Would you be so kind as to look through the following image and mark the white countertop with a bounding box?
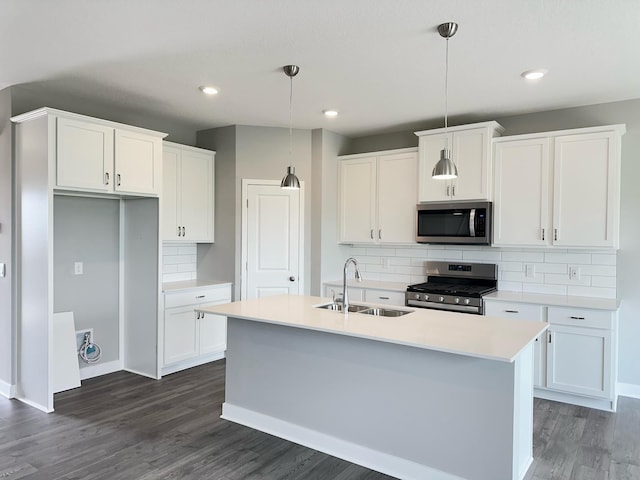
[198,294,547,363]
[162,279,232,292]
[484,291,620,311]
[323,279,408,292]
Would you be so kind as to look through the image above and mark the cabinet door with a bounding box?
[553,131,620,248]
[417,133,450,202]
[450,128,491,201]
[377,152,418,243]
[484,301,546,388]
[162,146,181,240]
[493,138,551,246]
[114,130,161,195]
[338,157,377,243]
[180,149,214,242]
[546,324,612,398]
[56,117,114,192]
[164,307,198,365]
[199,312,227,355]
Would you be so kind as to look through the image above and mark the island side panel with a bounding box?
[223,317,532,480]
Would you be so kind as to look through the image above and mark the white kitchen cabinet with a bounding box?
[162,283,232,375]
[493,125,625,248]
[55,112,163,196]
[415,122,504,202]
[364,288,406,306]
[484,300,546,387]
[163,142,215,242]
[546,306,616,401]
[338,148,418,244]
[324,284,365,303]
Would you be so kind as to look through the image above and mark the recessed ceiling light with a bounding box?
[323,109,338,117]
[521,69,547,80]
[199,86,219,95]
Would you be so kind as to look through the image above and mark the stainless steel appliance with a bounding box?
[416,201,492,245]
[406,261,497,315]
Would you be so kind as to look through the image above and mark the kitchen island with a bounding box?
[197,295,547,480]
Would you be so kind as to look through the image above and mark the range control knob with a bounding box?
[439,296,445,302]
[464,298,471,305]
[415,294,423,301]
[424,294,429,301]
[454,298,460,304]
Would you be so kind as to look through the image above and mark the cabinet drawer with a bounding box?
[165,285,231,309]
[547,306,613,329]
[484,301,544,322]
[364,289,406,306]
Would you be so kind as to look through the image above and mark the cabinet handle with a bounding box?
[554,228,558,241]
[182,226,186,236]
[504,309,519,314]
[379,296,390,300]
[196,295,205,299]
[117,174,121,186]
[378,229,382,240]
[105,172,110,185]
[370,229,374,239]
[452,185,455,196]
[446,185,450,196]
[548,332,552,343]
[570,316,585,320]
[541,228,545,241]
[177,226,182,237]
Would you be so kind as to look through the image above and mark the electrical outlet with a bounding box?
[569,266,580,281]
[74,262,83,275]
[525,264,535,278]
[382,258,390,270]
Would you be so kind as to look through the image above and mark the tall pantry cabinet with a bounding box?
[12,108,166,412]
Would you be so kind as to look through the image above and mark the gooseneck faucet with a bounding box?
[342,257,363,312]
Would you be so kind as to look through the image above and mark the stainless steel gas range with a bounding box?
[405,261,498,315]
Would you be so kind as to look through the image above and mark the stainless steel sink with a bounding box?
[359,307,411,317]
[315,303,370,313]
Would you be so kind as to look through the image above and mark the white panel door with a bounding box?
[338,158,377,243]
[114,129,161,195]
[56,117,113,191]
[245,184,301,299]
[163,307,198,365]
[493,138,550,246]
[553,132,618,247]
[180,149,214,241]
[199,312,227,354]
[417,133,450,202]
[451,128,490,200]
[162,146,180,240]
[377,152,418,243]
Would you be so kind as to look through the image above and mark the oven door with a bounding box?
[416,201,491,245]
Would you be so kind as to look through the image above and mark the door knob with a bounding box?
[289,276,296,282]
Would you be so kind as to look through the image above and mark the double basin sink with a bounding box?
[316,302,411,317]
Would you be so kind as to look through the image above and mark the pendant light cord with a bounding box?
[444,36,449,133]
[289,74,293,166]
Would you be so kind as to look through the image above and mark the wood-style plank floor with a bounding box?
[0,360,638,480]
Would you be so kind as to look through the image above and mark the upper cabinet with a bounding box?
[415,122,504,202]
[55,111,164,196]
[163,142,215,243]
[338,148,418,244]
[493,125,625,249]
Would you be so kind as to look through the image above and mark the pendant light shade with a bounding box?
[432,22,459,180]
[281,64,301,190]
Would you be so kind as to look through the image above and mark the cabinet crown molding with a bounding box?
[493,124,626,143]
[414,121,505,137]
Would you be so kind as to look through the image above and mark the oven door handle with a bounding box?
[469,209,476,237]
[406,299,480,314]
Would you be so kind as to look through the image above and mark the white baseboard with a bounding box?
[221,403,464,480]
[534,388,616,412]
[617,382,640,399]
[15,395,53,413]
[161,351,225,377]
[0,379,16,399]
[79,360,122,380]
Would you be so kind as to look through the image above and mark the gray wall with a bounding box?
[196,126,237,297]
[0,88,13,389]
[347,99,640,388]
[54,197,120,367]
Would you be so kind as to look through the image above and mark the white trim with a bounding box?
[493,124,626,143]
[0,380,16,399]
[123,367,158,380]
[534,387,617,412]
[617,382,640,399]
[337,146,418,160]
[79,360,122,380]
[15,395,53,413]
[240,179,305,300]
[221,403,464,480]
[161,351,225,376]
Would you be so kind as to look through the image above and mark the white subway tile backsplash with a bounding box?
[163,271,195,283]
[178,263,197,273]
[162,242,198,283]
[178,245,197,255]
[341,244,617,300]
[163,264,178,274]
[163,246,179,255]
[163,255,183,265]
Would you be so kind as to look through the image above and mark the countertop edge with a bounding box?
[484,291,620,311]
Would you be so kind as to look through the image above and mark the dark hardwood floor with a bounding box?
[0,360,638,480]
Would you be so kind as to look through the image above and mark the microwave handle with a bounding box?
[469,209,476,237]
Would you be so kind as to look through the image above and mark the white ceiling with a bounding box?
[2,0,639,137]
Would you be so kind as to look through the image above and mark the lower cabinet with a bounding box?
[162,283,232,375]
[485,299,618,411]
[323,283,407,307]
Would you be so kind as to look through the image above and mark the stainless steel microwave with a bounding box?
[416,201,492,245]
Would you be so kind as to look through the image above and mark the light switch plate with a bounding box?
[525,264,535,278]
[74,262,83,275]
[569,266,580,280]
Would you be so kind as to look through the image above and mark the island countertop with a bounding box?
[197,294,547,363]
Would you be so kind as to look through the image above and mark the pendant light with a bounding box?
[281,65,301,189]
[432,22,459,180]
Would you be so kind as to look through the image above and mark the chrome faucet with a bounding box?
[342,257,362,312]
